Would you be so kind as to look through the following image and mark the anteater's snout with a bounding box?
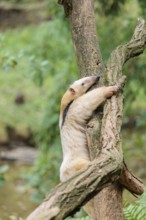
[96,76,100,81]
[91,75,100,81]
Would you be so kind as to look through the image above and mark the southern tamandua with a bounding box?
[59,75,120,219]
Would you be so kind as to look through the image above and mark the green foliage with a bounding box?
[97,0,126,16]
[0,165,9,185]
[124,190,146,220]
[0,18,77,197]
[124,204,146,220]
[25,20,77,198]
[0,18,76,130]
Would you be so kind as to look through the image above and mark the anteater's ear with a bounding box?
[69,87,75,94]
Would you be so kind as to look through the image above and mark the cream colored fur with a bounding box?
[59,76,119,219]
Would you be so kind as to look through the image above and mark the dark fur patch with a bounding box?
[61,100,74,128]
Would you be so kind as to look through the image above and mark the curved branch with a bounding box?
[27,152,122,220]
[107,18,146,84]
[101,18,146,196]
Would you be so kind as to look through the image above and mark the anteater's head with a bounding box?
[61,75,100,111]
[69,75,100,98]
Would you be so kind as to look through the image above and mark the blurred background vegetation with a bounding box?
[0,0,146,219]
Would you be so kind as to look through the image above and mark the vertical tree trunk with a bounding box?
[68,0,124,219]
[93,183,123,220]
[69,0,105,79]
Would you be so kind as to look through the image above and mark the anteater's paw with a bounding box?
[105,86,119,98]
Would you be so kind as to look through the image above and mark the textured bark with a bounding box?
[69,0,105,79]
[119,162,144,195]
[94,183,123,220]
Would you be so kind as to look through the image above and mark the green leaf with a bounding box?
[124,189,146,219]
[0,175,6,185]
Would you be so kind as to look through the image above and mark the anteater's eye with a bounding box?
[81,83,85,86]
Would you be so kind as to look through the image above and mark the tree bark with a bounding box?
[69,0,105,78]
[26,3,146,220]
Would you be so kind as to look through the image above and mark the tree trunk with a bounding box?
[69,0,105,78]
[94,183,123,220]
